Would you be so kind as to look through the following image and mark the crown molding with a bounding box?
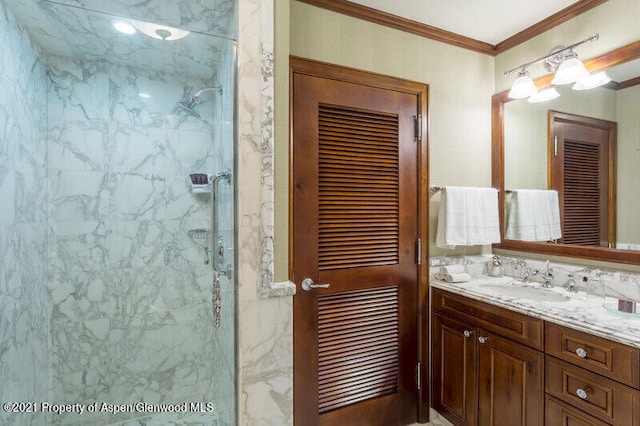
[295,0,608,56]
[295,0,495,55]
[616,75,640,89]
[494,0,608,54]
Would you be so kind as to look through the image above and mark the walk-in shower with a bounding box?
[0,0,237,425]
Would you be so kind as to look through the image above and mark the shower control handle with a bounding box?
[301,278,330,291]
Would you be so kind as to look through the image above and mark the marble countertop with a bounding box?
[431,276,640,349]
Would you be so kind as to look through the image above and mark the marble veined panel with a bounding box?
[41,0,237,38]
[4,0,230,80]
[48,265,220,425]
[45,48,234,424]
[1,0,238,424]
[0,1,50,425]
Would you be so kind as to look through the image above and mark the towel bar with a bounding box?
[429,186,504,195]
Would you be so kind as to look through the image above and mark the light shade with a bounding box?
[527,87,560,103]
[551,56,589,85]
[572,71,612,90]
[508,70,538,99]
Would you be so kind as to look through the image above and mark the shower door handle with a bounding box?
[211,171,232,278]
[301,278,330,291]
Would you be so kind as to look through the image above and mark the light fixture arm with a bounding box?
[503,34,599,76]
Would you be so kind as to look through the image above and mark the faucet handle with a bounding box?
[533,269,554,288]
[564,274,578,293]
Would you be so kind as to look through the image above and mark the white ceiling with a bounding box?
[348,0,579,45]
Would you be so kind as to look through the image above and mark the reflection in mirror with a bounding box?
[493,41,640,265]
[505,98,619,247]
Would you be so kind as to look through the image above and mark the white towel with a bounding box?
[444,273,472,283]
[439,265,467,275]
[505,189,562,242]
[436,186,501,249]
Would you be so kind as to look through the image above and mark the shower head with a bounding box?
[176,86,222,119]
[177,96,201,118]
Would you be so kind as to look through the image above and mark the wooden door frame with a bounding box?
[289,56,430,423]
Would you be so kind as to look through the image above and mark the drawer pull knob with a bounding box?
[478,336,488,344]
[576,388,588,399]
[576,348,588,358]
[463,330,472,338]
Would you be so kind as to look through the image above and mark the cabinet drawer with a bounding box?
[546,357,640,426]
[546,395,610,426]
[546,322,640,388]
[432,288,543,349]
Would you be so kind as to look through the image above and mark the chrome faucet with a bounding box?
[564,274,578,293]
[533,261,554,288]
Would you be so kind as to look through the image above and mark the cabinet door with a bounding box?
[432,313,477,426]
[546,395,610,426]
[478,331,544,426]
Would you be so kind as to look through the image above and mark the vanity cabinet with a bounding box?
[431,288,544,426]
[544,323,640,426]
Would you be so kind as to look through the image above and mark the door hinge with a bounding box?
[414,114,422,142]
[554,135,558,156]
[416,361,422,390]
[416,238,422,265]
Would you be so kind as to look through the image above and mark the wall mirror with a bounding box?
[492,40,640,265]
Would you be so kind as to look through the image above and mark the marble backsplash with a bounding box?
[430,254,640,303]
[0,2,50,425]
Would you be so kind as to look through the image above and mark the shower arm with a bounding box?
[192,86,222,102]
[211,171,232,278]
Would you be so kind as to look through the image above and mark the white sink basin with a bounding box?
[478,283,571,303]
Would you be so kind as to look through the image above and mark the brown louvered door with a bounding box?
[549,111,616,247]
[292,66,420,426]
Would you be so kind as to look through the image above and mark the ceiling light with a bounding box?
[527,87,560,103]
[113,21,136,35]
[508,69,538,99]
[572,71,612,90]
[131,20,190,41]
[551,52,589,85]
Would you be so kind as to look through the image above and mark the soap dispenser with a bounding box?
[487,255,504,278]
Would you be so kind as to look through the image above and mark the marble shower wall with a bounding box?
[0,2,50,425]
[45,54,234,425]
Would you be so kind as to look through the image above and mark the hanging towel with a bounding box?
[435,186,501,249]
[505,189,562,242]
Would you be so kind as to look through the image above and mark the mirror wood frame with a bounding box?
[492,40,640,265]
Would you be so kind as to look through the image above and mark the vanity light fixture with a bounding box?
[505,34,602,100]
[572,70,612,90]
[550,50,590,85]
[508,69,538,99]
[527,87,560,103]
